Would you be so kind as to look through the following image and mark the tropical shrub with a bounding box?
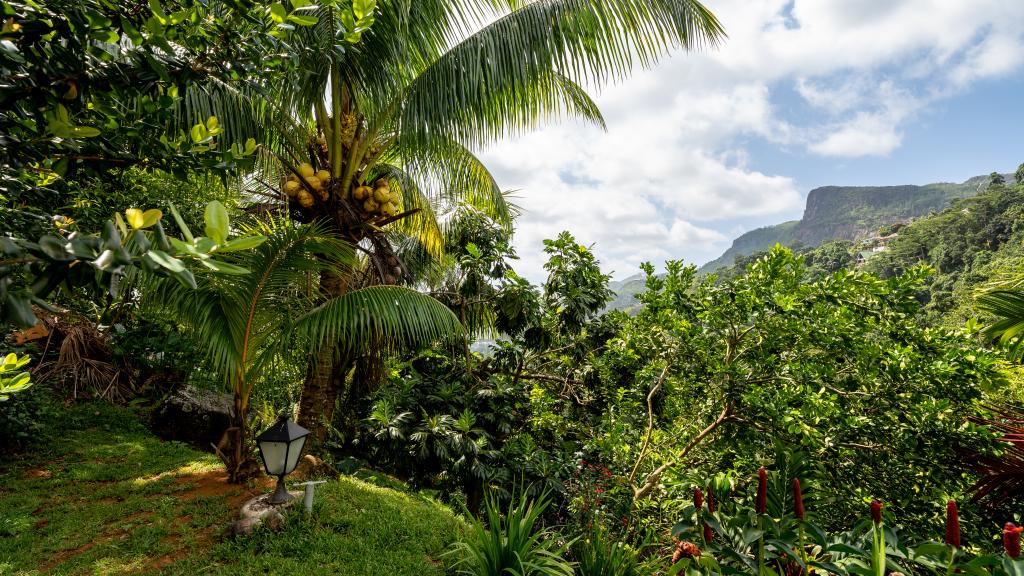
[0,353,31,401]
[670,468,1024,576]
[0,355,55,451]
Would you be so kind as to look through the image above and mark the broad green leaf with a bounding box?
[5,294,37,328]
[169,237,199,256]
[287,14,318,26]
[353,0,375,20]
[190,122,209,143]
[47,119,71,138]
[200,259,251,275]
[195,237,216,253]
[204,201,229,244]
[70,126,100,138]
[171,268,197,289]
[218,236,267,252]
[38,236,69,260]
[145,249,186,273]
[93,249,116,270]
[268,3,286,23]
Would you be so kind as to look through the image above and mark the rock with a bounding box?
[294,454,337,480]
[151,385,235,450]
[224,516,262,538]
[224,492,300,539]
[239,492,300,520]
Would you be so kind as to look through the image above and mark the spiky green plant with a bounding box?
[448,490,575,576]
[575,523,640,576]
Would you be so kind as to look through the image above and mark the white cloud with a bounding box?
[477,0,1024,280]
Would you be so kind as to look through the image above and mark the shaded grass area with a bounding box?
[0,403,465,575]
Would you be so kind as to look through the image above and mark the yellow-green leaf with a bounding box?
[141,209,162,228]
[125,208,145,229]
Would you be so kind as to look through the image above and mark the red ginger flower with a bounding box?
[756,467,767,515]
[693,487,703,509]
[1005,522,1023,559]
[704,485,716,542]
[945,500,960,549]
[870,499,883,525]
[792,478,804,520]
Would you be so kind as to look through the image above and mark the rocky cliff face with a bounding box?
[699,177,988,273]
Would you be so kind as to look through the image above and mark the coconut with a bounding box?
[373,187,392,203]
[363,198,379,213]
[353,186,372,200]
[381,202,398,217]
[297,191,314,208]
[298,163,315,178]
[284,180,301,196]
[304,176,322,190]
[316,169,330,183]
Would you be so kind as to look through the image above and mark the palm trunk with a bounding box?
[297,269,349,443]
[217,394,257,483]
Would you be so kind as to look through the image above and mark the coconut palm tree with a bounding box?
[143,217,462,481]
[181,0,725,442]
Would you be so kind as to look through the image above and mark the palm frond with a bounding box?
[140,218,356,399]
[399,137,511,225]
[370,162,446,258]
[978,289,1024,359]
[295,285,464,354]
[397,0,723,150]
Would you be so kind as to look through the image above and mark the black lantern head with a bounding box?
[256,416,311,478]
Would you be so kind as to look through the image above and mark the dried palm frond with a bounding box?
[36,320,130,403]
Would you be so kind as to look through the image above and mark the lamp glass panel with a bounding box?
[260,440,288,475]
[284,436,306,474]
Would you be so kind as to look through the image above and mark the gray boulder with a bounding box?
[151,385,235,450]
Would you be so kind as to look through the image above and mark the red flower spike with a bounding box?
[870,500,883,525]
[707,485,716,513]
[693,487,703,510]
[703,523,714,543]
[945,500,960,549]
[792,478,804,520]
[756,467,768,515]
[1005,522,1023,559]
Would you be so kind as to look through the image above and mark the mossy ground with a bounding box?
[0,403,465,575]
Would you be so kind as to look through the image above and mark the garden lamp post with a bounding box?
[255,416,310,504]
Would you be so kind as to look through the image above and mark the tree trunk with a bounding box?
[216,394,259,483]
[297,269,349,444]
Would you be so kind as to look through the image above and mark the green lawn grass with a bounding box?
[0,403,465,575]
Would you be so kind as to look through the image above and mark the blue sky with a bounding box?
[480,0,1024,281]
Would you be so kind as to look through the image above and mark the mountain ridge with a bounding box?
[697,175,994,273]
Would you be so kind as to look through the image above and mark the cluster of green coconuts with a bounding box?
[283,163,400,219]
[283,163,331,207]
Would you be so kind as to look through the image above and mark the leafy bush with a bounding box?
[448,490,575,576]
[0,382,56,451]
